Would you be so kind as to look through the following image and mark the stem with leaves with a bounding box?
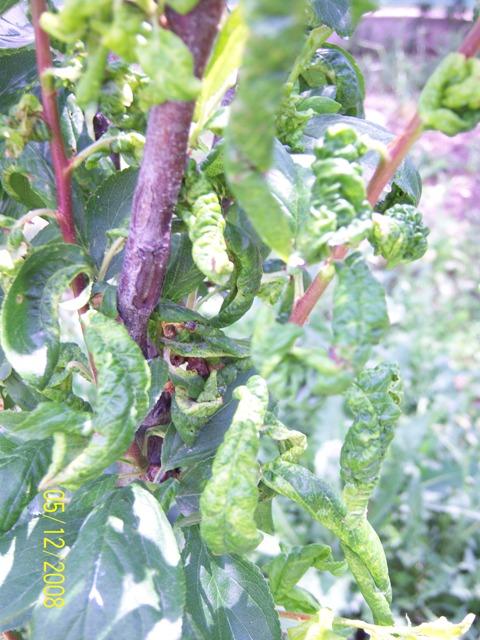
[290,16,480,327]
[117,0,225,353]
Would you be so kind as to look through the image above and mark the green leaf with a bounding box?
[0,435,51,533]
[0,517,45,632]
[224,0,308,259]
[176,458,213,516]
[200,375,268,555]
[166,0,200,13]
[303,115,422,206]
[172,383,223,445]
[161,367,254,471]
[300,44,365,117]
[163,233,204,302]
[136,26,201,107]
[264,543,346,613]
[193,7,247,135]
[211,223,263,328]
[85,168,137,276]
[179,173,234,285]
[183,526,281,640]
[0,142,56,208]
[307,0,350,36]
[41,312,150,490]
[341,364,402,517]
[1,243,93,388]
[370,204,429,268]
[262,460,394,625]
[252,305,303,378]
[0,48,37,113]
[0,402,92,442]
[30,484,185,640]
[332,252,389,367]
[419,53,480,136]
[162,334,250,359]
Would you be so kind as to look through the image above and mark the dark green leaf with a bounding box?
[85,168,137,276]
[212,223,263,328]
[0,517,44,632]
[0,435,51,533]
[1,243,93,388]
[163,233,204,302]
[308,0,350,36]
[183,526,281,640]
[300,44,365,117]
[0,142,56,208]
[30,484,185,640]
[332,252,389,367]
[0,48,36,113]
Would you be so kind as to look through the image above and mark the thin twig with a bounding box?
[30,0,86,300]
[117,0,225,353]
[278,610,312,622]
[289,16,480,327]
[30,0,75,245]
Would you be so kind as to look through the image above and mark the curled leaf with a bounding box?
[262,460,393,624]
[211,224,262,327]
[41,312,150,490]
[370,204,429,268]
[200,374,268,555]
[340,364,403,517]
[179,170,234,285]
[419,52,480,136]
[1,243,93,388]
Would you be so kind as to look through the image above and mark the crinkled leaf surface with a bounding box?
[303,115,422,205]
[200,375,267,555]
[182,526,281,640]
[332,252,389,367]
[0,243,93,388]
[161,368,254,471]
[30,484,185,640]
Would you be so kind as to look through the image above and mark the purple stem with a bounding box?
[117,0,225,353]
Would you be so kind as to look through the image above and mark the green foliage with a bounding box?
[1,243,93,388]
[200,375,268,555]
[332,252,389,366]
[419,53,480,136]
[370,204,429,267]
[0,3,477,639]
[183,527,282,640]
[30,484,185,639]
[340,364,403,516]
